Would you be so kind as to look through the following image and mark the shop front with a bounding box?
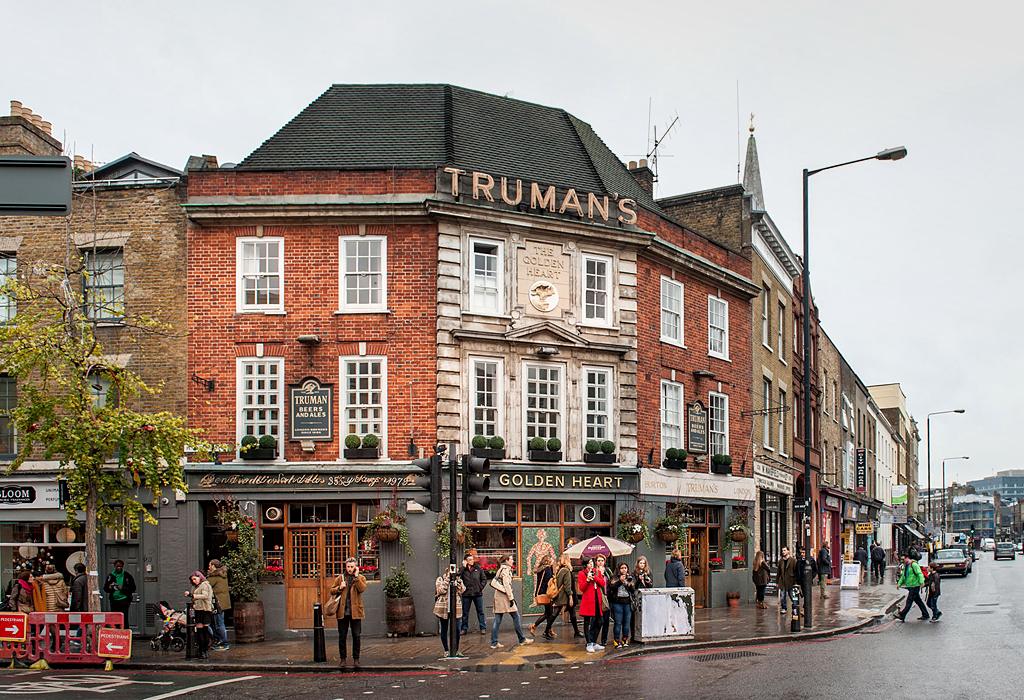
[821,492,842,577]
[753,461,794,565]
[0,475,85,582]
[841,499,859,562]
[638,468,755,608]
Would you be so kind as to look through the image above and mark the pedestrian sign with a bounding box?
[97,627,133,659]
[0,612,27,642]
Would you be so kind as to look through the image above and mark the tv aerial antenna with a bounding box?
[629,99,679,193]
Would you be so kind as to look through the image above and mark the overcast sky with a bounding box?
[5,1,1020,487]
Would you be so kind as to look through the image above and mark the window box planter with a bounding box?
[344,447,380,460]
[584,453,617,465]
[710,455,733,475]
[662,458,687,470]
[471,447,506,460]
[240,448,276,461]
[528,450,562,463]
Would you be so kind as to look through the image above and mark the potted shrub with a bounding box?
[584,439,617,464]
[383,564,416,636]
[711,453,733,475]
[218,504,265,642]
[654,511,686,544]
[662,448,687,470]
[365,505,413,555]
[616,509,649,545]
[344,433,381,460]
[435,513,476,558]
[240,433,276,460]
[528,436,562,462]
[471,434,506,460]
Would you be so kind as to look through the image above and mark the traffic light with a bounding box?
[462,454,491,512]
[412,454,442,512]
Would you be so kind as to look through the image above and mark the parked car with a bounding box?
[994,542,1016,561]
[930,548,971,577]
[981,538,996,552]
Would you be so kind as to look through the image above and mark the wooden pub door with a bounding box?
[285,527,353,628]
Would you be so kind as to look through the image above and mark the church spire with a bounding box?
[742,113,765,210]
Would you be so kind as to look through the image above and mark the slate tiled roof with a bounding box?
[239,84,659,212]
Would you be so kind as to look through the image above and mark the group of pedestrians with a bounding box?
[895,550,942,623]
[4,562,92,614]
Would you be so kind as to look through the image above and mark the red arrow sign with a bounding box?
[0,612,27,643]
[97,627,133,659]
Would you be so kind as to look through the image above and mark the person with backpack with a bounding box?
[925,565,942,622]
[433,568,466,656]
[870,543,887,582]
[207,559,231,650]
[37,564,69,611]
[895,552,930,622]
[489,554,532,650]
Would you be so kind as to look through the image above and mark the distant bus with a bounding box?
[944,532,968,547]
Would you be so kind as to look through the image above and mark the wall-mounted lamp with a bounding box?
[693,369,716,380]
[297,334,322,345]
[191,372,215,392]
[536,346,560,357]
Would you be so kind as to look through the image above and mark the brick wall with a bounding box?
[188,169,436,197]
[657,185,749,256]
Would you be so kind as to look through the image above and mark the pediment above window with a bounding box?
[504,320,589,349]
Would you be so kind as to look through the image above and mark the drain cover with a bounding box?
[692,650,764,662]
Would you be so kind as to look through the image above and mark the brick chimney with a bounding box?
[1,99,62,155]
[627,158,654,195]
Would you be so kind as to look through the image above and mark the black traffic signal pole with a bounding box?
[448,448,459,658]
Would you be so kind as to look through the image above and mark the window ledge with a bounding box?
[335,308,392,316]
[236,310,286,316]
[660,338,687,349]
[762,445,775,452]
[762,343,774,352]
[708,353,731,363]
[579,321,617,331]
[93,321,126,328]
[462,311,513,321]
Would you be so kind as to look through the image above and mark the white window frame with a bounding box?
[338,236,388,313]
[580,253,613,327]
[762,378,772,449]
[0,254,16,323]
[468,237,504,315]
[707,295,729,360]
[660,380,685,458]
[83,247,126,322]
[660,277,684,346]
[236,237,284,313]
[777,301,786,360]
[340,356,388,454]
[522,361,565,450]
[235,357,285,458]
[0,374,16,459]
[582,366,614,443]
[761,286,772,350]
[778,388,787,455]
[470,356,505,439]
[708,391,729,457]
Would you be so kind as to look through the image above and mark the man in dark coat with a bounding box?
[776,546,797,615]
[458,553,488,634]
[69,563,89,612]
[817,543,832,598]
[665,549,686,587]
[870,543,887,582]
[854,545,869,583]
[103,559,136,623]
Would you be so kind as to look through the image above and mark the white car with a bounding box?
[981,538,996,552]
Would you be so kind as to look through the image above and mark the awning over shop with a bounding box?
[900,523,925,540]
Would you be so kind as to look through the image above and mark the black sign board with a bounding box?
[0,156,72,216]
[687,401,708,454]
[856,448,866,493]
[0,485,36,505]
[289,377,333,441]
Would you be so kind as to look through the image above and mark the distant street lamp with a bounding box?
[926,409,966,522]
[942,456,969,534]
[801,145,907,630]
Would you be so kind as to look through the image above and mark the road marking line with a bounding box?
[145,675,261,700]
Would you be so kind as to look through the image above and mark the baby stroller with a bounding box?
[150,600,187,652]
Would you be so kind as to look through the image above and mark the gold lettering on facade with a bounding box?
[616,198,638,225]
[530,182,556,212]
[500,177,523,206]
[559,188,583,216]
[472,171,495,202]
[443,167,466,198]
[587,192,609,222]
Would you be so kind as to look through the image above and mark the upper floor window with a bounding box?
[660,277,683,346]
[237,358,283,451]
[583,367,613,441]
[469,238,503,315]
[0,375,15,459]
[83,248,125,321]
[762,378,772,448]
[761,286,771,349]
[471,358,503,438]
[339,237,387,313]
[778,388,787,454]
[582,254,612,326]
[709,391,729,456]
[341,357,387,445]
[524,363,562,448]
[660,380,684,458]
[237,238,283,313]
[0,254,15,323]
[88,374,119,410]
[777,301,785,358]
[708,296,729,360]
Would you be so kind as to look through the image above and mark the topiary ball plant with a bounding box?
[585,439,601,454]
[258,434,277,450]
[240,435,258,449]
[546,437,562,452]
[529,436,547,451]
[665,447,680,461]
[472,435,488,449]
[600,440,615,454]
[344,434,361,449]
[362,434,380,449]
[488,435,505,450]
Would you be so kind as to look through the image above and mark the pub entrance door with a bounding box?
[284,527,353,628]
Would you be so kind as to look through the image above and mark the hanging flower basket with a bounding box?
[376,526,400,543]
[657,529,680,543]
[730,529,748,543]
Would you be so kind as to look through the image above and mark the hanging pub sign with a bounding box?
[687,401,708,454]
[856,448,866,493]
[289,377,333,441]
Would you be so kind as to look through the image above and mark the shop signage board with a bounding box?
[0,612,28,642]
[879,511,894,525]
[494,471,629,491]
[754,462,794,495]
[892,485,908,524]
[825,495,841,510]
[97,627,133,658]
[687,402,708,454]
[289,377,333,441]
[856,522,874,534]
[843,502,859,521]
[640,469,756,503]
[856,448,866,493]
[0,479,61,510]
[193,471,416,492]
[840,562,861,589]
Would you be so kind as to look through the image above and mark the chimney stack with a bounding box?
[627,157,654,195]
[1,99,62,155]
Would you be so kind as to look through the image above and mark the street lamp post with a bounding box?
[801,145,906,630]
[926,409,966,523]
[942,456,969,535]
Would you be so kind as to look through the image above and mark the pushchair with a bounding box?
[150,600,187,652]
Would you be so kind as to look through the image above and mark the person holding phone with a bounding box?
[489,554,533,649]
[185,571,214,660]
[330,557,368,668]
[608,562,636,648]
[577,558,606,653]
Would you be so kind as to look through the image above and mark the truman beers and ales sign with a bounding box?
[289,377,332,441]
[687,401,708,454]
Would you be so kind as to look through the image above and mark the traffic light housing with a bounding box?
[412,454,442,512]
[462,454,491,512]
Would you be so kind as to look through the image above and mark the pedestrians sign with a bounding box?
[0,612,28,642]
[97,627,133,659]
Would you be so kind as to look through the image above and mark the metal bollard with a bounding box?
[312,603,326,663]
[185,601,195,660]
[789,586,801,633]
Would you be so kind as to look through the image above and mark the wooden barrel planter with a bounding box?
[726,592,741,608]
[376,526,400,543]
[385,596,416,636]
[233,600,265,643]
[657,530,679,544]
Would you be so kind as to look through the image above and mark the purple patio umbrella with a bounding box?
[564,535,634,559]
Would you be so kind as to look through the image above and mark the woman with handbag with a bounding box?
[328,558,367,668]
[527,555,554,638]
[489,554,533,650]
[608,562,636,648]
[434,569,466,656]
[752,550,771,609]
[541,554,576,639]
[185,571,215,660]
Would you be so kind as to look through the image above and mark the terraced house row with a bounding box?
[0,87,921,637]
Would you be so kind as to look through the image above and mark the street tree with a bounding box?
[0,262,213,611]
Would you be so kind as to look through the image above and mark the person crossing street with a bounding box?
[895,552,930,622]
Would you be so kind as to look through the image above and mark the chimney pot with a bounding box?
[10,100,22,117]
[628,160,637,170]
[40,120,52,135]
[638,158,648,169]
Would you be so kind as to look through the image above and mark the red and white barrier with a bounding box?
[0,612,126,668]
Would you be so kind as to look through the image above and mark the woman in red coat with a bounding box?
[577,558,605,653]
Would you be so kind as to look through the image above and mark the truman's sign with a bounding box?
[194,472,416,491]
[289,377,332,441]
[441,167,639,226]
